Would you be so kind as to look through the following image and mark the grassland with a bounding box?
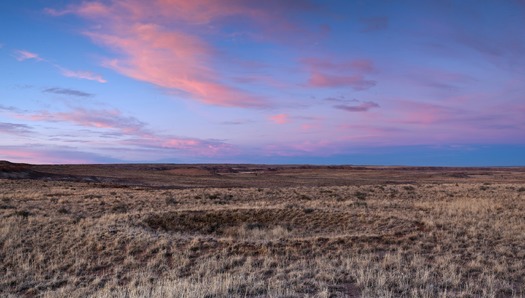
[1,162,525,297]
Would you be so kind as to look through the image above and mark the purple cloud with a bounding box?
[334,101,380,112]
[309,73,376,90]
[0,122,32,135]
[44,87,94,97]
[29,108,145,134]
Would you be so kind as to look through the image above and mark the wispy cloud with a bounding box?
[29,108,145,133]
[90,23,265,106]
[121,135,232,157]
[220,120,252,125]
[309,73,376,90]
[58,67,107,83]
[14,50,43,61]
[43,87,94,97]
[324,97,359,103]
[0,145,123,164]
[0,105,24,113]
[302,58,376,74]
[302,58,377,90]
[406,67,475,91]
[45,0,326,108]
[0,122,32,135]
[45,1,296,107]
[44,2,110,17]
[269,113,289,124]
[15,106,235,157]
[13,49,107,83]
[333,101,380,112]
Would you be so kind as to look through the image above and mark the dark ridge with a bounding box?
[0,160,122,183]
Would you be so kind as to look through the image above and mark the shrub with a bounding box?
[14,210,31,217]
[303,208,315,214]
[207,193,220,200]
[58,207,70,214]
[165,197,177,205]
[355,191,367,200]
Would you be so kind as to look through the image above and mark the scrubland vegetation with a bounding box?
[1,163,525,297]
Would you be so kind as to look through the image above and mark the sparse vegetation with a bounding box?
[403,185,416,191]
[354,191,368,200]
[1,163,525,297]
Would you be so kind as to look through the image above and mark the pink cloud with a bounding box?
[13,50,106,83]
[302,58,377,90]
[15,107,235,157]
[366,99,525,145]
[89,21,265,107]
[308,73,376,90]
[44,2,111,17]
[302,58,376,74]
[0,149,51,164]
[0,147,119,164]
[389,101,457,125]
[14,50,43,61]
[0,148,79,164]
[28,108,143,133]
[58,67,107,83]
[269,113,289,124]
[121,135,233,157]
[45,0,325,108]
[262,139,349,157]
[47,1,288,107]
[300,123,315,131]
[350,59,376,73]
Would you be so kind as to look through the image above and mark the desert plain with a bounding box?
[1,161,525,297]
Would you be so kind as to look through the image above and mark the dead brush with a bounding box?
[1,176,525,297]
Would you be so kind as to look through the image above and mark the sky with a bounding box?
[1,0,524,165]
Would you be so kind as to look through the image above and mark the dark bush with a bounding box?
[355,191,367,200]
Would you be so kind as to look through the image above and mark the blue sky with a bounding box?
[1,0,524,165]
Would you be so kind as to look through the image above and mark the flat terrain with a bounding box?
[1,161,525,297]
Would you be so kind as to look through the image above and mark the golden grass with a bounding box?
[1,176,525,297]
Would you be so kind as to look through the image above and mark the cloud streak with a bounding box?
[309,73,376,90]
[269,113,289,124]
[334,101,380,112]
[0,122,32,135]
[29,108,145,133]
[13,49,107,83]
[0,146,123,164]
[46,1,294,107]
[43,87,94,97]
[303,58,377,90]
[58,68,107,83]
[0,105,24,113]
[14,50,43,61]
[13,106,235,157]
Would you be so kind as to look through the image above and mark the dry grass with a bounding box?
[1,165,525,297]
